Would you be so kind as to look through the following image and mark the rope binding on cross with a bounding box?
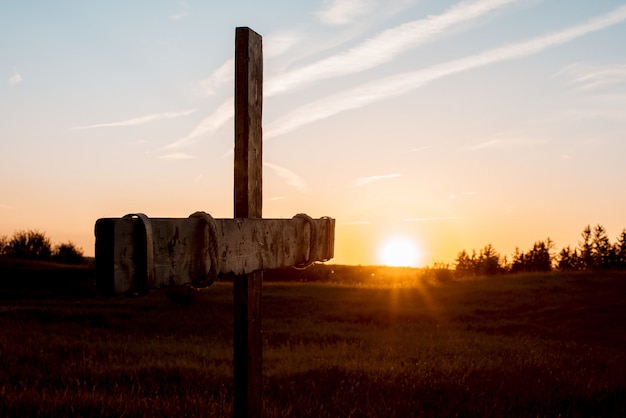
[292,213,317,269]
[189,211,220,285]
[122,213,155,293]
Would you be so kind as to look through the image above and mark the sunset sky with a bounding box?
[2,1,626,267]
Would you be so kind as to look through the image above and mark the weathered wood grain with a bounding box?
[94,26,335,418]
[234,27,264,418]
[95,216,334,295]
[234,26,263,220]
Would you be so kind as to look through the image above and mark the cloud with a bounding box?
[170,0,189,20]
[158,152,197,160]
[72,108,197,130]
[558,62,626,90]
[467,135,548,150]
[196,59,234,97]
[267,0,519,96]
[194,31,299,98]
[342,221,371,225]
[8,70,22,87]
[264,162,308,192]
[353,174,401,187]
[161,99,233,150]
[265,31,301,58]
[315,0,375,25]
[468,139,501,150]
[173,0,517,149]
[266,4,626,139]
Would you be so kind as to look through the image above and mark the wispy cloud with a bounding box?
[8,70,22,87]
[268,0,520,96]
[173,0,516,149]
[264,162,308,192]
[72,108,197,130]
[196,59,234,97]
[467,135,548,150]
[353,174,401,187]
[0,203,14,209]
[342,221,371,225]
[170,0,189,20]
[468,139,501,150]
[558,62,626,90]
[315,0,375,25]
[265,31,301,58]
[194,31,299,98]
[158,152,197,160]
[182,31,301,145]
[266,4,626,139]
[161,99,232,150]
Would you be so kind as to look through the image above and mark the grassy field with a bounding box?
[0,260,625,417]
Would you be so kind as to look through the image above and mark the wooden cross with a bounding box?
[94,27,335,418]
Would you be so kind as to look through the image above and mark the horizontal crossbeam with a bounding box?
[95,215,335,295]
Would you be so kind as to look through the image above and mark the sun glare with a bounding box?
[377,236,421,267]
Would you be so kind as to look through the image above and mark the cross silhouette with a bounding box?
[94,27,335,418]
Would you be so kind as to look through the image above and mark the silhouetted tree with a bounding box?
[526,239,553,272]
[5,230,52,260]
[508,239,553,273]
[52,242,85,264]
[614,229,626,270]
[477,244,502,276]
[510,247,526,273]
[557,245,579,271]
[449,224,626,275]
[579,225,594,270]
[0,235,7,255]
[591,224,612,269]
[454,250,474,277]
[455,245,504,276]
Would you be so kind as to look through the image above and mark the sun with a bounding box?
[377,236,421,267]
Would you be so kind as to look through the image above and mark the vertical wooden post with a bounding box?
[233,27,263,418]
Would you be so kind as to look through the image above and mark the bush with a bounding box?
[422,262,453,282]
[52,242,85,264]
[5,230,52,260]
[0,235,7,255]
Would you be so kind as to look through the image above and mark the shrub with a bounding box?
[423,262,453,282]
[5,230,52,260]
[0,235,7,255]
[52,242,85,264]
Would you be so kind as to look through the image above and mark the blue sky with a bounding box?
[2,1,626,266]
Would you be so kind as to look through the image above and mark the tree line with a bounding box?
[0,229,85,264]
[454,224,626,277]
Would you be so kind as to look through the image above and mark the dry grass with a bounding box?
[0,265,625,417]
